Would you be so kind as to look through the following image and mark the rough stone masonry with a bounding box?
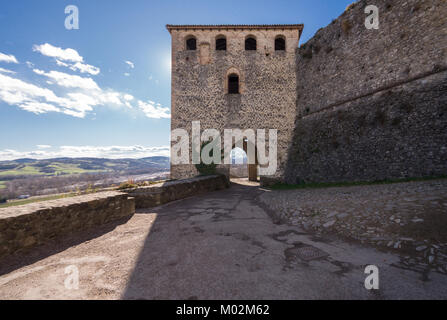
[286,0,447,184]
[167,24,302,184]
[168,0,447,185]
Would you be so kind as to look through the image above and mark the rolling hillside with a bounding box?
[0,157,170,181]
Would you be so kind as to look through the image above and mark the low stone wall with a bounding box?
[0,175,229,259]
[124,175,229,209]
[0,192,135,259]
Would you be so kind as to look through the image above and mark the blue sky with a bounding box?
[0,0,353,160]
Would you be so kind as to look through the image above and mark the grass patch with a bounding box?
[48,162,104,175]
[0,181,5,189]
[0,163,107,178]
[0,165,41,176]
[269,175,447,191]
[0,193,78,209]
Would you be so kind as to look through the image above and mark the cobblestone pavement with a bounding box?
[0,179,446,299]
[259,179,447,278]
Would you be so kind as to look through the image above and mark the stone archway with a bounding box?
[240,138,258,182]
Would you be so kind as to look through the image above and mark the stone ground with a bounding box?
[260,179,447,279]
[0,179,446,299]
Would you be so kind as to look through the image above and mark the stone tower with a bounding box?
[167,24,303,184]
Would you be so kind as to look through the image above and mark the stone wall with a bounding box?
[0,192,135,258]
[230,164,248,178]
[168,25,302,184]
[123,175,229,209]
[0,175,231,258]
[285,0,447,183]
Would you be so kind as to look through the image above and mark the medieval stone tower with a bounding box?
[167,24,303,183]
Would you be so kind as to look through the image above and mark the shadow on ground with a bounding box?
[0,216,132,276]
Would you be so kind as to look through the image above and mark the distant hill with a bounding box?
[0,157,170,180]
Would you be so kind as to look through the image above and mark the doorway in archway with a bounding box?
[229,146,259,182]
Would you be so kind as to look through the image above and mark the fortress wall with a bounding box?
[285,0,447,184]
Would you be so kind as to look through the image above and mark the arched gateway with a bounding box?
[167,24,303,185]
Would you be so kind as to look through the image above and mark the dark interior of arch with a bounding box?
[186,37,196,50]
[228,74,239,94]
[275,37,286,50]
[216,37,226,50]
[245,37,256,50]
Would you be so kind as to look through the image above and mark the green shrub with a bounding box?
[117,182,137,190]
[195,141,220,176]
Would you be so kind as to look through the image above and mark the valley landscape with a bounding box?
[0,157,170,203]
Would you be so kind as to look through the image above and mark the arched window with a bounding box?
[186,36,197,50]
[275,36,286,51]
[228,74,239,94]
[245,37,256,51]
[216,36,226,51]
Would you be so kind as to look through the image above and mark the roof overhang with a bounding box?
[166,24,304,38]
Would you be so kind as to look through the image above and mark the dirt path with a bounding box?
[0,180,446,299]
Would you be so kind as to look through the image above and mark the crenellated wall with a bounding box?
[285,0,447,184]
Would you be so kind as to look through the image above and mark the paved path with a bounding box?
[0,180,446,299]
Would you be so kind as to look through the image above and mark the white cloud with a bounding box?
[0,46,168,119]
[0,70,150,118]
[33,69,101,90]
[26,61,34,68]
[123,94,134,101]
[0,72,90,117]
[124,72,130,77]
[0,67,16,74]
[0,145,170,161]
[138,100,170,119]
[0,73,61,109]
[125,60,134,69]
[34,43,100,75]
[70,61,100,75]
[19,102,60,114]
[55,59,69,67]
[36,145,51,149]
[33,43,83,62]
[0,52,19,64]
